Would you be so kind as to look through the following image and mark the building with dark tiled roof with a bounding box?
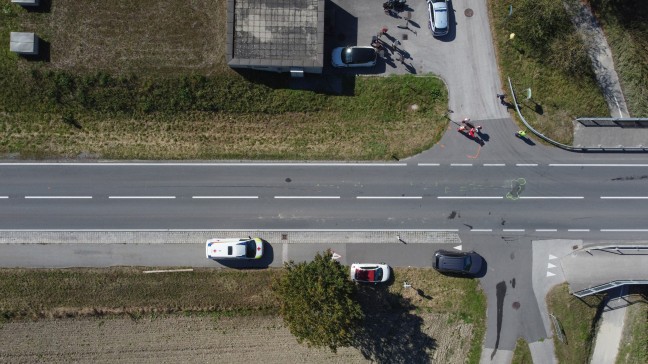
[227,0,324,75]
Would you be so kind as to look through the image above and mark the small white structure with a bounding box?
[11,0,40,6]
[10,32,39,55]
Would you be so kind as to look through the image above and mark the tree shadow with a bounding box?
[352,285,437,363]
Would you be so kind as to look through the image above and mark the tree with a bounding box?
[273,250,364,351]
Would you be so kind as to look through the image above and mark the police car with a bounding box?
[206,238,263,260]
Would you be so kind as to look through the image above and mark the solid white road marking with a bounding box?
[549,164,648,167]
[356,196,422,199]
[108,196,176,199]
[547,262,556,269]
[0,162,407,167]
[0,196,9,199]
[471,229,493,232]
[536,229,558,232]
[453,245,462,251]
[568,229,590,232]
[519,196,584,199]
[601,196,648,199]
[600,229,648,232]
[417,163,440,166]
[516,164,538,167]
[450,163,473,167]
[546,271,556,277]
[502,229,525,232]
[193,196,259,199]
[483,164,506,167]
[24,196,92,199]
[0,228,463,232]
[548,254,557,260]
[438,196,503,199]
[275,196,340,199]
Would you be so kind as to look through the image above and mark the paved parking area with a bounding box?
[326,0,508,120]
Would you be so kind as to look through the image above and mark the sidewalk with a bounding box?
[590,286,628,364]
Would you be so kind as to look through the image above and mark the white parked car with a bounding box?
[350,263,391,283]
[427,0,449,37]
[206,237,263,260]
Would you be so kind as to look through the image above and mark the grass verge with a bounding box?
[511,338,532,364]
[488,0,608,144]
[387,268,486,364]
[615,287,648,364]
[0,267,282,320]
[0,75,448,160]
[587,0,648,117]
[546,283,601,364]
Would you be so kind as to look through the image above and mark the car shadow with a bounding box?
[353,285,437,363]
[211,240,274,269]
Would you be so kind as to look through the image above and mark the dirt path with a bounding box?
[565,0,630,118]
[0,313,474,363]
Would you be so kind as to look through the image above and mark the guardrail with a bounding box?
[587,246,648,255]
[577,118,648,128]
[573,280,648,298]
[507,77,648,152]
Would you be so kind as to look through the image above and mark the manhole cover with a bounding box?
[282,234,288,240]
[512,302,521,310]
[402,34,408,40]
[465,8,474,17]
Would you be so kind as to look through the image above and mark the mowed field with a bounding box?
[0,313,473,364]
[20,0,228,75]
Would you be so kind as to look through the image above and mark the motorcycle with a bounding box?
[383,0,407,12]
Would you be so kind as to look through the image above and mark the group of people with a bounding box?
[457,118,482,138]
[457,93,529,141]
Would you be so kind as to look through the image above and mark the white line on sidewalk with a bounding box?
[24,196,93,199]
[356,196,422,199]
[536,229,558,232]
[516,163,538,166]
[108,196,176,199]
[192,196,259,199]
[438,196,503,199]
[275,196,340,199]
[519,196,584,199]
[600,196,648,199]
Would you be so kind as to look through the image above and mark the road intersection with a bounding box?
[2,0,647,363]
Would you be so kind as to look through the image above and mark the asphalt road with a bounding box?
[2,162,648,233]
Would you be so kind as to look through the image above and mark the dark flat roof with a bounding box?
[227,0,324,70]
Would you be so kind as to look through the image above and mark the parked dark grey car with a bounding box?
[432,250,483,276]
